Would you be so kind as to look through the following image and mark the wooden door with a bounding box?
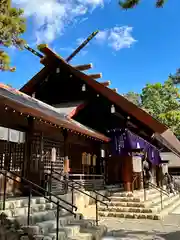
[105,156,123,185]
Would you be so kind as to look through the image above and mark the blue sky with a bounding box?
[1,0,180,94]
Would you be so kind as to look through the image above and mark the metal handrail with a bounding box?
[139,176,169,210]
[7,170,77,211]
[148,181,169,196]
[49,169,111,226]
[52,169,111,202]
[45,172,108,207]
[0,171,76,215]
[140,177,169,196]
[0,170,76,240]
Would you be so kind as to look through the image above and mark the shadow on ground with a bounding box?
[104,229,180,239]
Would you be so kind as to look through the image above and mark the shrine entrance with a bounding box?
[105,156,123,185]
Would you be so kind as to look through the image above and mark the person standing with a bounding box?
[164,173,175,194]
[143,159,152,189]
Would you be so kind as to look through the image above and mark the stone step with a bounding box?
[101,201,146,208]
[98,211,161,220]
[79,225,107,240]
[0,197,49,210]
[30,221,81,236]
[0,195,107,240]
[98,194,180,220]
[30,222,106,240]
[137,190,163,201]
[68,232,92,240]
[19,216,106,239]
[160,195,180,218]
[0,200,73,219]
[110,192,134,198]
[109,189,166,204]
[3,203,56,216]
[145,193,178,209]
[105,184,123,189]
[98,206,155,214]
[31,235,45,240]
[109,196,141,203]
[105,185,124,194]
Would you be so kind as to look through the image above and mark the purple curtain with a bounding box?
[109,129,161,165]
[109,129,131,156]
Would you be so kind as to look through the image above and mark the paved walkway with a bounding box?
[100,214,180,239]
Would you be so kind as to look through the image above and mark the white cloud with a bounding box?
[79,17,88,24]
[59,25,136,58]
[95,30,108,42]
[59,47,75,53]
[12,0,108,44]
[59,44,87,57]
[95,26,136,51]
[76,37,86,45]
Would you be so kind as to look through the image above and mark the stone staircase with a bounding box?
[98,188,180,220]
[51,174,66,195]
[0,196,107,240]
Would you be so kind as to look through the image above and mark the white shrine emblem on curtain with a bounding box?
[137,142,140,149]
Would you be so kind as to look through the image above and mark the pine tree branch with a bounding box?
[0,0,26,71]
[119,0,167,9]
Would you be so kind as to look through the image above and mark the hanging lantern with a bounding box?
[82,84,86,92]
[92,154,97,166]
[82,152,87,165]
[101,149,105,158]
[111,104,115,113]
[87,153,91,165]
[56,68,60,73]
[64,156,70,173]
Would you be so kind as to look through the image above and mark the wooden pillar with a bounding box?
[4,132,11,171]
[39,132,44,185]
[63,130,69,174]
[103,143,109,184]
[24,117,34,179]
[121,156,133,191]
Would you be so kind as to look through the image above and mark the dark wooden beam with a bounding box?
[101,81,111,87]
[88,73,102,79]
[73,63,93,71]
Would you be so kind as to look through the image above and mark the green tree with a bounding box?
[125,79,180,137]
[119,0,166,9]
[0,0,26,71]
[170,69,180,85]
[123,91,141,107]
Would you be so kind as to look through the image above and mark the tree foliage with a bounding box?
[170,69,180,85]
[124,78,180,137]
[123,91,141,107]
[0,0,26,71]
[119,0,167,9]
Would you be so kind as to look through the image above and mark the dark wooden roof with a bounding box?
[0,84,110,142]
[53,102,86,118]
[160,152,180,167]
[20,47,180,157]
